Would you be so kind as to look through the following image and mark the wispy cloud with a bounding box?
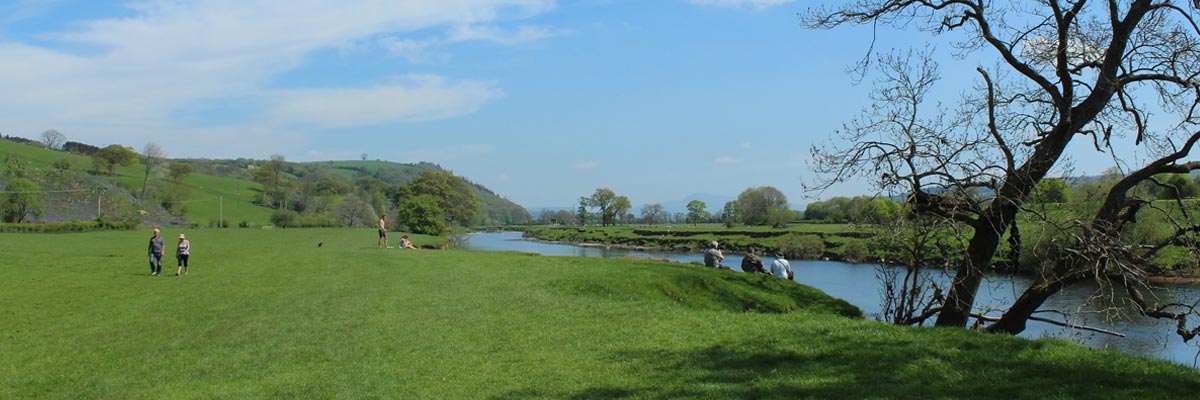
[268,75,502,128]
[714,156,740,165]
[0,0,556,156]
[573,161,598,170]
[742,142,753,149]
[686,0,794,10]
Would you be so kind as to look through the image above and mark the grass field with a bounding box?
[1,229,1198,399]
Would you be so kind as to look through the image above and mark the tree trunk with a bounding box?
[935,222,1002,327]
[985,274,1082,334]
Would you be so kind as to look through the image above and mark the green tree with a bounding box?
[686,200,709,224]
[396,194,448,235]
[167,161,193,182]
[586,187,620,226]
[254,154,289,209]
[395,171,479,227]
[2,178,43,223]
[1151,174,1199,200]
[576,197,590,226]
[860,198,903,224]
[737,186,788,226]
[1029,178,1070,204]
[721,200,742,227]
[612,196,632,225]
[92,144,138,176]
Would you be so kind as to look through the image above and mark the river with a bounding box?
[464,231,1200,367]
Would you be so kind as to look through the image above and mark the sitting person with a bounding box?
[703,241,727,269]
[770,252,792,280]
[741,247,766,274]
[400,235,418,250]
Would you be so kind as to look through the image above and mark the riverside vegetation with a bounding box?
[1,228,1197,399]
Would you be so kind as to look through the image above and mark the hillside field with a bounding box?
[1,228,1198,399]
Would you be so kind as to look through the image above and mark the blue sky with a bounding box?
[0,0,1120,210]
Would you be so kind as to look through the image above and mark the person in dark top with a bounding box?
[148,228,164,276]
[741,247,766,274]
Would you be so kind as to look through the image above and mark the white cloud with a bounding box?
[742,142,752,149]
[687,0,793,9]
[268,75,502,128]
[573,161,597,170]
[0,0,556,155]
[714,156,740,165]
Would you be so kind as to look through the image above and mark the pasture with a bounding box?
[1,228,1197,399]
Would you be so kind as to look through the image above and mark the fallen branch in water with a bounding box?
[971,313,1126,338]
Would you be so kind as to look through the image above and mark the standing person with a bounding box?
[147,228,164,276]
[400,235,418,250]
[176,233,191,276]
[703,241,725,269]
[741,247,765,274]
[378,214,389,249]
[771,252,792,280]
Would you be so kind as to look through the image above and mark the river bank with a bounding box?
[521,225,1200,284]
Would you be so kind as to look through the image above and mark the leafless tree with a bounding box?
[40,130,65,150]
[140,143,165,199]
[804,1,1200,340]
[640,203,666,225]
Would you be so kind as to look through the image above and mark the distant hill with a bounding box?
[0,137,530,227]
[319,160,531,225]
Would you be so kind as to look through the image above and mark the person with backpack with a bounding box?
[741,247,766,274]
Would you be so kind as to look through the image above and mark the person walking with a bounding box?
[378,214,389,249]
[148,228,164,276]
[770,252,792,280]
[176,233,191,276]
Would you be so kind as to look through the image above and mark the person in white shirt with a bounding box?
[770,252,792,280]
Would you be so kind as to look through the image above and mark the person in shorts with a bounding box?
[378,215,389,249]
[176,233,191,276]
[148,228,164,276]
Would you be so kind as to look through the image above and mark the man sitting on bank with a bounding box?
[741,247,766,274]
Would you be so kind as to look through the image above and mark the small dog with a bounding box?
[318,241,324,248]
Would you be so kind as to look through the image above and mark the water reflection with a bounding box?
[465,231,1200,366]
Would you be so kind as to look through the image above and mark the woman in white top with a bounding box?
[176,233,191,276]
[770,252,791,280]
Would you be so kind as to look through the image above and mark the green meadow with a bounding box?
[1,228,1197,399]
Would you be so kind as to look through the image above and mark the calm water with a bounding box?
[465,231,1200,367]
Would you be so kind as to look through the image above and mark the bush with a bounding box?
[270,210,299,228]
[52,159,74,171]
[777,233,826,260]
[841,240,870,263]
[0,220,138,233]
[208,218,231,228]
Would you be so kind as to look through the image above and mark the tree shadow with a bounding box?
[492,330,1200,399]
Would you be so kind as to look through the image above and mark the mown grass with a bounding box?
[1,228,1197,399]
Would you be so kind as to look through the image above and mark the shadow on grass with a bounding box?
[494,330,1200,400]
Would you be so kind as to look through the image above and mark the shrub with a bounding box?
[270,210,299,228]
[841,240,870,263]
[208,218,231,228]
[238,221,251,228]
[778,233,826,260]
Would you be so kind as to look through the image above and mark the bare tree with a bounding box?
[40,130,66,150]
[140,143,165,199]
[640,203,666,225]
[804,1,1200,339]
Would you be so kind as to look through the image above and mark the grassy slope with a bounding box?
[0,140,275,225]
[1,229,1196,399]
